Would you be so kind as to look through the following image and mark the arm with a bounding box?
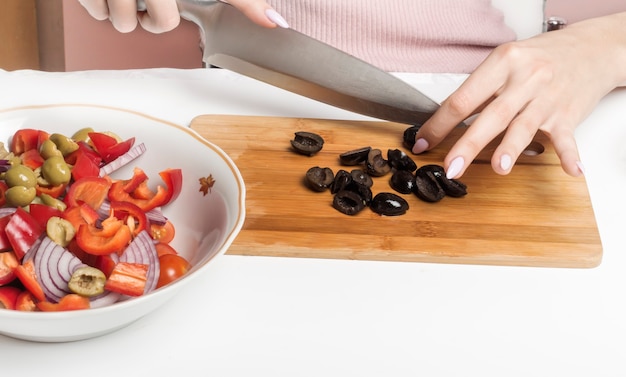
[411,11,626,178]
[78,0,287,33]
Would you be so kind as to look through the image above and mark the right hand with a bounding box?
[78,0,288,34]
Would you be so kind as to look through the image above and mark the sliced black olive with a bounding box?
[339,146,371,166]
[346,180,373,205]
[414,166,446,202]
[370,192,409,216]
[403,125,422,150]
[389,170,415,194]
[291,131,324,156]
[332,190,367,216]
[420,164,468,197]
[305,166,334,192]
[330,169,352,194]
[387,148,417,172]
[350,169,373,188]
[365,148,391,177]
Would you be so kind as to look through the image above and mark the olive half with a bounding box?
[332,190,367,216]
[291,131,324,156]
[305,166,334,192]
[339,146,371,166]
[370,192,409,216]
[365,148,391,177]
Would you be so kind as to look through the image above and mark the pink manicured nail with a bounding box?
[412,138,429,154]
[500,154,512,171]
[265,8,289,28]
[576,161,585,175]
[446,156,465,179]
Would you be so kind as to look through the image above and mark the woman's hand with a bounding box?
[78,0,288,33]
[411,12,626,179]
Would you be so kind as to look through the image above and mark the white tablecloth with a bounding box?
[1,68,625,377]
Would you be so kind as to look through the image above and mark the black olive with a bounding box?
[305,166,334,192]
[403,125,422,150]
[414,166,446,202]
[387,148,417,172]
[332,190,367,216]
[350,169,373,188]
[291,131,324,156]
[339,146,371,166]
[346,180,373,204]
[330,169,352,194]
[370,192,409,216]
[365,148,391,177]
[420,164,467,197]
[389,170,415,194]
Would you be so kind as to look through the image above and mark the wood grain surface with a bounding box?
[190,115,602,268]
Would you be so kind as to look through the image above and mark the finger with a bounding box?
[107,0,139,32]
[543,122,584,177]
[138,0,180,33]
[79,0,110,20]
[225,0,289,28]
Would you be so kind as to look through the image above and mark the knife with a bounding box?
[137,0,440,125]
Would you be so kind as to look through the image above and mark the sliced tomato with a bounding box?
[71,151,101,181]
[64,176,111,209]
[64,141,101,166]
[5,207,45,260]
[76,216,132,255]
[0,286,21,310]
[104,262,148,296]
[150,220,175,244]
[155,242,178,257]
[156,254,191,288]
[0,251,19,285]
[14,259,45,302]
[37,294,90,312]
[15,290,38,311]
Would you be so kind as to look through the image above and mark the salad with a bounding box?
[0,127,190,311]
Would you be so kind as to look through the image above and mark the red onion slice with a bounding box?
[119,230,159,294]
[99,142,146,177]
[33,237,86,303]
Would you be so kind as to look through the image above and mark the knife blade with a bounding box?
[138,0,440,125]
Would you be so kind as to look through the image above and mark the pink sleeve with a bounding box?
[268,0,517,73]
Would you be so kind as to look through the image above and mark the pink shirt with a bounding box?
[268,0,517,73]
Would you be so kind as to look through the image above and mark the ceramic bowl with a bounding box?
[0,104,246,342]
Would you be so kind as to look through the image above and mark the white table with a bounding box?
[1,68,625,377]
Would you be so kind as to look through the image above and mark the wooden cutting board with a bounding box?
[190,115,602,268]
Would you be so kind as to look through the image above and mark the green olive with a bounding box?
[39,139,63,159]
[5,186,36,207]
[4,165,37,188]
[46,216,76,247]
[39,193,67,211]
[71,127,95,143]
[68,266,106,297]
[49,133,79,156]
[41,156,71,186]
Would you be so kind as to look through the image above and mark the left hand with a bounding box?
[411,12,626,179]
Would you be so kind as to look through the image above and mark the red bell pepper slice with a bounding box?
[37,293,90,312]
[0,251,19,285]
[0,215,13,252]
[0,286,21,310]
[0,181,8,207]
[64,176,111,209]
[5,207,44,260]
[71,151,101,181]
[15,290,37,311]
[64,141,101,166]
[35,182,67,199]
[29,203,64,229]
[20,149,45,170]
[62,203,100,234]
[104,262,148,296]
[110,201,148,237]
[157,168,183,207]
[76,216,132,255]
[88,132,135,163]
[10,129,41,155]
[108,168,182,212]
[14,259,46,302]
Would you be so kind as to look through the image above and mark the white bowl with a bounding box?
[0,104,246,342]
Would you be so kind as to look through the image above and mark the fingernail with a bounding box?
[576,161,585,175]
[500,154,512,171]
[446,156,465,179]
[265,8,289,28]
[412,138,429,154]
